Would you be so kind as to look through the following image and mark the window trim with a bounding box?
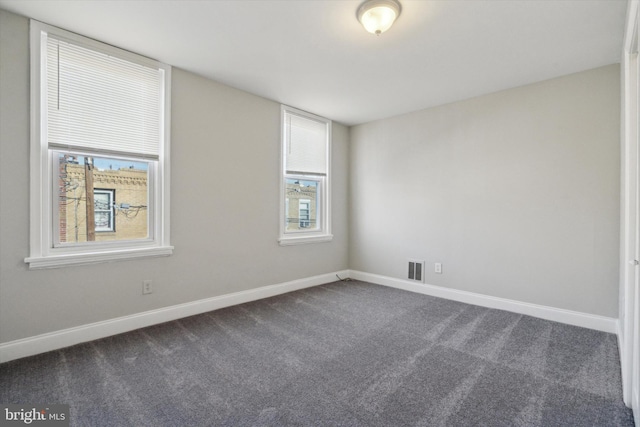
[279,105,332,246]
[25,20,173,269]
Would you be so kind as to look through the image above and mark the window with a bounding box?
[26,21,172,269]
[299,199,311,228]
[93,189,115,232]
[279,106,332,245]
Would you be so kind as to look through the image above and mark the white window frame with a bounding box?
[279,105,332,245]
[25,20,172,269]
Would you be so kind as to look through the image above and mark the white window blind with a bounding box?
[285,112,327,175]
[46,36,163,158]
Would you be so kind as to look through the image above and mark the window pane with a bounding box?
[57,153,149,243]
[94,211,111,231]
[94,193,108,207]
[285,178,319,232]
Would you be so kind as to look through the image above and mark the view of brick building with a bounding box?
[58,156,148,243]
[285,179,318,232]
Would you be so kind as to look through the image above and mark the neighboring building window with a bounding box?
[279,106,332,245]
[26,20,172,269]
[94,189,115,232]
[299,199,311,228]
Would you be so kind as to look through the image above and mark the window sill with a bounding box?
[278,234,333,246]
[24,246,174,270]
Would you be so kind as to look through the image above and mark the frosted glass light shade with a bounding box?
[357,0,401,35]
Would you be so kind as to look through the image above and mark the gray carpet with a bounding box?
[0,280,634,426]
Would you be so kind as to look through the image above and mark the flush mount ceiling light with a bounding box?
[357,0,402,35]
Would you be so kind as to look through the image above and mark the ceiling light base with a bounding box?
[357,0,402,35]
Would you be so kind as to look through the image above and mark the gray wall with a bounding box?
[350,65,621,317]
[0,7,623,347]
[0,10,349,344]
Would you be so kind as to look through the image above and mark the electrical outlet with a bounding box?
[435,263,442,274]
[142,280,153,295]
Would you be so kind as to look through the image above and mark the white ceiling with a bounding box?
[0,0,628,126]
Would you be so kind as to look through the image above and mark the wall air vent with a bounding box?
[408,260,425,283]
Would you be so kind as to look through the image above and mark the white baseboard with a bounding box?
[349,270,618,334]
[0,270,349,364]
